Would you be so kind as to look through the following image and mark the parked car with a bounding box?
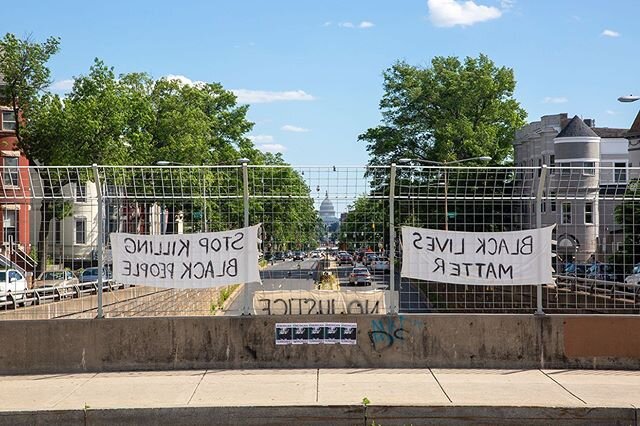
[34,270,79,288]
[78,267,112,283]
[293,251,305,261]
[586,263,616,282]
[0,269,28,302]
[370,256,390,272]
[347,267,372,286]
[625,264,640,288]
[273,252,285,262]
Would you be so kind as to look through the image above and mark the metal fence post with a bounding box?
[92,164,104,319]
[535,165,548,316]
[241,161,251,315]
[388,163,397,314]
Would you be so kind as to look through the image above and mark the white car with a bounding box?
[624,264,640,293]
[0,269,28,303]
[370,256,390,272]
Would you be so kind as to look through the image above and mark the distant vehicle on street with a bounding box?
[370,256,390,272]
[0,269,28,302]
[347,267,372,286]
[293,251,305,261]
[338,253,353,265]
[34,270,79,288]
[78,267,112,283]
[273,252,285,262]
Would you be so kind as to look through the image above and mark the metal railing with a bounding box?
[0,164,639,318]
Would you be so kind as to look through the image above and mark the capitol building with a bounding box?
[319,193,339,227]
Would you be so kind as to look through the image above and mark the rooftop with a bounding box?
[555,115,599,138]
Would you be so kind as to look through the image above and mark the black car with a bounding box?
[273,252,285,262]
[293,251,305,261]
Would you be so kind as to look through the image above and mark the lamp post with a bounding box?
[398,156,491,230]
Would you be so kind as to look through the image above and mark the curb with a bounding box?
[0,405,635,426]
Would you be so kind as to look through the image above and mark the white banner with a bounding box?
[111,225,261,288]
[401,225,554,285]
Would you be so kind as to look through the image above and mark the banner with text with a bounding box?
[254,290,386,315]
[401,225,554,285]
[111,225,261,288]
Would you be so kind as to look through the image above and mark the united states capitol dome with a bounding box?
[319,193,339,226]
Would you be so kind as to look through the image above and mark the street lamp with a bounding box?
[617,95,640,103]
[398,156,492,230]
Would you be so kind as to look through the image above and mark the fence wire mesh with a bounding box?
[0,164,639,319]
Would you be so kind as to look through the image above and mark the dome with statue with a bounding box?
[319,193,339,226]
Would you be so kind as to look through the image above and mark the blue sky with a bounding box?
[4,0,640,165]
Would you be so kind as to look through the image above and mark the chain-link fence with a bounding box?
[0,164,639,319]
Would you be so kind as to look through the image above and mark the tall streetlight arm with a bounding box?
[398,156,492,166]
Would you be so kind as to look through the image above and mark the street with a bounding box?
[224,257,430,314]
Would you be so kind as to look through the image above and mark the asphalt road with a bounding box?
[224,257,429,314]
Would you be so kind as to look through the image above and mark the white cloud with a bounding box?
[606,110,617,115]
[281,124,309,133]
[338,21,374,29]
[248,135,274,143]
[257,143,287,153]
[428,0,502,27]
[162,74,207,86]
[51,79,74,92]
[543,96,568,104]
[232,89,315,104]
[602,29,620,38]
[323,21,332,27]
[500,0,515,9]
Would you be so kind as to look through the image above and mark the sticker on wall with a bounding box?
[275,322,358,345]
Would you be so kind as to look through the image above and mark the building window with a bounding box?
[585,202,593,224]
[614,162,627,183]
[549,155,555,174]
[54,219,61,244]
[74,183,86,202]
[583,162,595,176]
[541,191,546,213]
[559,162,570,176]
[1,111,16,131]
[3,209,18,243]
[75,217,86,244]
[2,156,18,186]
[550,191,556,212]
[561,202,572,224]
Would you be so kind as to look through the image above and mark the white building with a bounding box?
[514,113,629,262]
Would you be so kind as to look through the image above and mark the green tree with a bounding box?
[339,197,387,251]
[0,33,60,156]
[359,54,526,166]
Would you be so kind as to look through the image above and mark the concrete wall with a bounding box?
[0,314,639,374]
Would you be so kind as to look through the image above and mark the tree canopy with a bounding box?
[0,33,60,150]
[25,59,263,167]
[359,54,527,166]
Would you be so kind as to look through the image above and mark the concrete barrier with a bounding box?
[0,314,638,374]
[0,406,635,426]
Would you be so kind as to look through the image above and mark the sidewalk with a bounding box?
[0,368,638,425]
